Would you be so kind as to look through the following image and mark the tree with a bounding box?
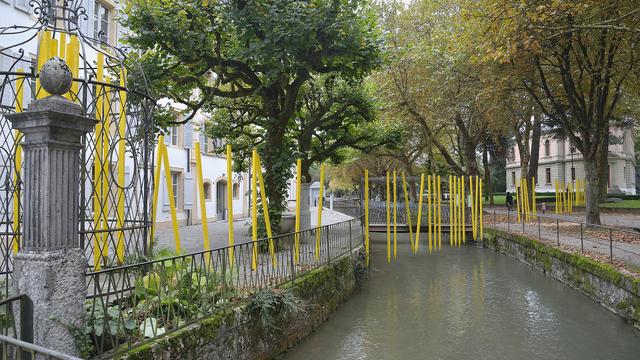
[124,0,383,228]
[473,0,640,224]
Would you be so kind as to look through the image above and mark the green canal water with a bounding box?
[280,234,640,360]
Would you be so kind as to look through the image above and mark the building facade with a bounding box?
[0,0,250,231]
[505,129,637,195]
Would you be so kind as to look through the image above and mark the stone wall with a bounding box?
[484,229,640,330]
[117,246,367,360]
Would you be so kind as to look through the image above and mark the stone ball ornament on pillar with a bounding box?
[39,57,73,96]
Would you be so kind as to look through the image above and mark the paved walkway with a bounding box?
[486,206,640,229]
[155,206,353,254]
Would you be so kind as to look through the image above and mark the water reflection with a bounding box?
[280,233,640,360]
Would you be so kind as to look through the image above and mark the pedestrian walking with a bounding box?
[506,192,514,211]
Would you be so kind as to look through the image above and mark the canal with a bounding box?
[280,234,640,359]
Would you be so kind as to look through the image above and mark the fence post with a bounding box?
[507,210,510,231]
[290,234,296,284]
[522,212,525,234]
[493,210,496,229]
[609,229,613,263]
[538,216,541,241]
[7,60,95,356]
[580,223,584,253]
[349,221,353,255]
[19,295,33,360]
[326,226,331,264]
[556,219,560,246]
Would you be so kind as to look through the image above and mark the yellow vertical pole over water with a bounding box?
[161,141,181,253]
[479,178,484,239]
[385,171,390,263]
[256,153,274,264]
[315,163,325,260]
[449,176,453,247]
[227,145,236,264]
[461,175,466,244]
[458,176,462,246]
[12,70,25,254]
[522,178,529,221]
[470,176,476,240]
[392,170,397,261]
[427,175,432,253]
[437,175,442,249]
[475,175,481,239]
[294,159,302,264]
[452,176,457,247]
[415,174,425,253]
[251,151,258,271]
[364,170,370,265]
[115,70,127,263]
[401,172,414,253]
[195,142,211,262]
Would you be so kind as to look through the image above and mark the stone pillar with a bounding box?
[7,58,97,356]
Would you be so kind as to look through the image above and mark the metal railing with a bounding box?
[0,334,82,360]
[487,210,640,268]
[84,216,364,357]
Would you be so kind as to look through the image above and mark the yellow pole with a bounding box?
[150,136,164,251]
[470,176,476,240]
[449,175,453,247]
[427,174,432,253]
[228,145,236,264]
[555,180,559,214]
[436,175,442,249]
[461,175,466,244]
[364,170,370,266]
[12,70,25,254]
[115,70,127,264]
[522,178,529,221]
[315,163,325,260]
[457,176,462,246]
[401,172,414,253]
[67,35,79,101]
[452,176,457,247]
[475,175,480,239]
[59,32,67,60]
[251,151,258,271]
[294,159,302,264]
[195,142,211,262]
[393,170,397,261]
[479,178,484,240]
[415,174,425,253]
[100,88,111,261]
[256,153,275,265]
[92,53,105,270]
[386,171,390,263]
[161,141,181,253]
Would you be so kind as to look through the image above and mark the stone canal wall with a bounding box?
[118,246,367,360]
[484,229,640,330]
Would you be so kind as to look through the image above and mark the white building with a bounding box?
[505,129,636,195]
[0,0,250,232]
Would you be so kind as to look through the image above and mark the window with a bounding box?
[571,167,576,181]
[203,138,210,154]
[511,172,516,186]
[203,182,211,201]
[545,168,551,184]
[544,140,550,157]
[171,172,179,206]
[167,126,178,146]
[233,183,240,199]
[93,2,110,43]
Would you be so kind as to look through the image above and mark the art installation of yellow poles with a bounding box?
[479,178,484,239]
[522,178,530,221]
[251,151,258,271]
[451,176,457,247]
[393,170,397,261]
[115,70,127,263]
[294,159,302,264]
[437,175,442,249]
[414,174,425,253]
[401,172,414,253]
[457,176,462,246]
[461,175,466,244]
[12,69,25,254]
[92,53,106,270]
[449,175,455,247]
[160,140,181,253]
[427,174,432,253]
[386,171,391,263]
[364,170,370,265]
[195,142,211,262]
[315,163,325,260]
[470,176,476,241]
[228,145,236,264]
[255,153,275,265]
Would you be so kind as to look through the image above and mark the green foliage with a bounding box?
[246,288,303,329]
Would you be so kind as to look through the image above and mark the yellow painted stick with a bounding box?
[364,170,370,266]
[59,32,67,60]
[116,70,127,263]
[294,159,302,263]
[437,175,442,249]
[100,88,111,260]
[470,176,476,240]
[256,153,275,265]
[227,145,236,265]
[36,31,48,98]
[161,141,181,253]
[393,170,397,261]
[92,53,105,270]
[251,151,258,271]
[449,175,453,247]
[150,136,164,251]
[386,171,390,263]
[195,142,211,262]
[415,174,425,253]
[67,35,79,101]
[479,178,484,240]
[12,70,25,254]
[461,175,466,244]
[427,174,432,253]
[315,163,325,260]
[401,172,414,253]
[452,176,457,247]
[554,180,559,214]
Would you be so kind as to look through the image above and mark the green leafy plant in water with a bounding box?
[247,288,303,330]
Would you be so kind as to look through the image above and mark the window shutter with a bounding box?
[0,53,11,107]
[82,0,95,38]
[183,123,194,149]
[183,172,194,210]
[199,131,205,153]
[14,0,31,13]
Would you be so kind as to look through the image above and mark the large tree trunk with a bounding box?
[597,132,609,202]
[482,144,493,204]
[584,160,602,225]
[262,124,289,233]
[526,113,542,203]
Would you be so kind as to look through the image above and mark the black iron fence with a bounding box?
[83,217,364,357]
[487,210,640,269]
[0,334,82,360]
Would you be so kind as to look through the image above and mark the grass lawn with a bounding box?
[484,195,505,205]
[599,200,640,208]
